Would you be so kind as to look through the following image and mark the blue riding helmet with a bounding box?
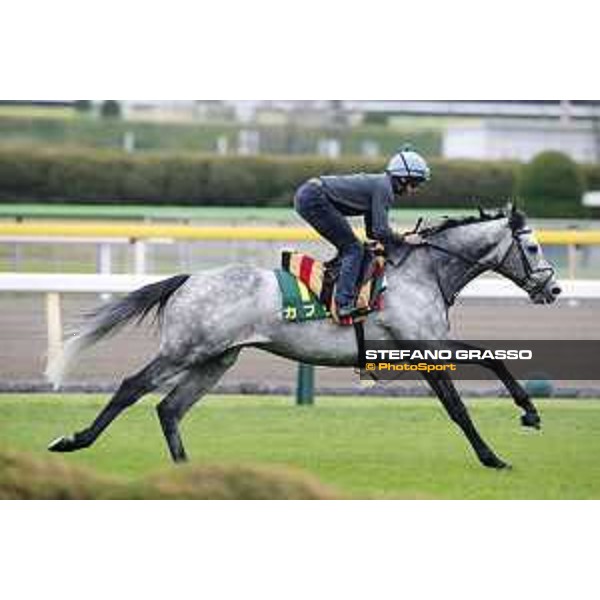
[386,148,431,183]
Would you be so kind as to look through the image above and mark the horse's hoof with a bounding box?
[48,435,76,453]
[521,413,541,430]
[482,455,512,470]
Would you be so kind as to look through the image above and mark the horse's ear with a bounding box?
[478,205,487,218]
[507,201,526,231]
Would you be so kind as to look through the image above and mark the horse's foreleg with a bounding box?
[481,359,541,429]
[48,356,177,454]
[443,341,541,430]
[156,349,241,463]
[424,371,510,469]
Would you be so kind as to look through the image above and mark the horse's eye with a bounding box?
[527,245,539,254]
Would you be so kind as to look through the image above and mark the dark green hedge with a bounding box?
[0,147,516,207]
[517,151,586,218]
[582,164,600,190]
[0,146,598,216]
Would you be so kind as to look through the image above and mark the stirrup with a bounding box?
[337,304,358,319]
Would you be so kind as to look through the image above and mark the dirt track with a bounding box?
[1,293,599,392]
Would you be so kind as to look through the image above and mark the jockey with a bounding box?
[294,146,431,318]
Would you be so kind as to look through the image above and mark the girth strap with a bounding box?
[353,320,366,369]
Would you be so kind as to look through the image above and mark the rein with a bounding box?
[418,239,488,306]
[421,239,492,271]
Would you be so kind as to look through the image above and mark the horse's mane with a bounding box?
[417,206,527,238]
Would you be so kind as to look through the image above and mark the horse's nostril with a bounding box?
[551,286,562,296]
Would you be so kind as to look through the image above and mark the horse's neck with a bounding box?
[430,220,510,304]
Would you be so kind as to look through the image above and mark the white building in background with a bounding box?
[443,120,600,163]
[120,101,234,122]
[342,100,600,122]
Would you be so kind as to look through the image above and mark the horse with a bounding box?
[46,205,561,469]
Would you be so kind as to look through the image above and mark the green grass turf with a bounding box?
[1,394,599,499]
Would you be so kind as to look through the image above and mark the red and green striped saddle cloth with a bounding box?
[274,243,387,325]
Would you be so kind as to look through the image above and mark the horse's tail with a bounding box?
[45,274,190,389]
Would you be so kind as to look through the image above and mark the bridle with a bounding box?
[419,225,555,297]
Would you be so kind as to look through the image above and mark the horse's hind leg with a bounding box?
[48,355,180,454]
[156,348,241,463]
[423,371,510,470]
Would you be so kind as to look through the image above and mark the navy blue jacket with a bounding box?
[319,173,398,242]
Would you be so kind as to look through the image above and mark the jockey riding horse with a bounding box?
[294,145,431,319]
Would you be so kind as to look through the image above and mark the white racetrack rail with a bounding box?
[0,272,599,299]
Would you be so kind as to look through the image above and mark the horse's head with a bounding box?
[494,205,561,304]
[409,204,562,306]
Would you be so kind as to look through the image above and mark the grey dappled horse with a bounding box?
[47,206,561,469]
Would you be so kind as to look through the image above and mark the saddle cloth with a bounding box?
[275,243,387,325]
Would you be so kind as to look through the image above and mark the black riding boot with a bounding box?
[336,242,364,315]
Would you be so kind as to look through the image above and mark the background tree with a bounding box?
[73,100,92,114]
[100,100,122,119]
[517,151,586,217]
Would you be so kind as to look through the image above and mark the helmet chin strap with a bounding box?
[391,176,407,195]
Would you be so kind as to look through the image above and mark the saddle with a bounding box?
[275,241,387,325]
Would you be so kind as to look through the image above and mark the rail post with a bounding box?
[296,363,315,406]
[565,224,580,280]
[567,243,578,280]
[45,292,63,369]
[133,238,147,274]
[97,242,112,301]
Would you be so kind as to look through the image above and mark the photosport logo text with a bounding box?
[365,362,458,373]
[361,341,600,381]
